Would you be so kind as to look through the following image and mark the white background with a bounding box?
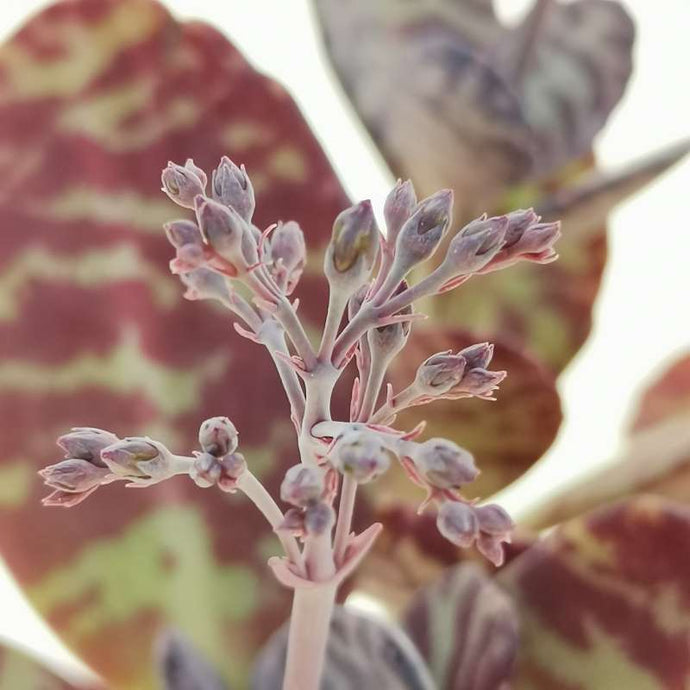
[0,0,688,682]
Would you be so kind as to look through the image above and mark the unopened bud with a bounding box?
[436,501,479,548]
[325,201,379,288]
[220,452,246,481]
[270,221,306,293]
[476,532,507,567]
[415,352,466,396]
[459,342,494,370]
[331,430,392,484]
[211,156,255,221]
[393,189,453,275]
[190,451,222,488]
[57,427,119,466]
[164,220,203,249]
[277,507,306,535]
[503,208,539,248]
[475,503,514,537]
[195,197,246,260]
[304,502,336,536]
[198,417,238,457]
[161,161,206,208]
[39,459,109,493]
[100,438,159,478]
[384,179,417,246]
[413,438,478,489]
[280,465,326,507]
[180,268,231,303]
[184,159,207,189]
[441,215,508,276]
[513,221,560,258]
[452,368,506,399]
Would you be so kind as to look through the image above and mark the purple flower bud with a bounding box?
[413,438,478,489]
[180,268,231,303]
[331,430,392,484]
[198,417,238,457]
[513,221,561,258]
[441,215,508,276]
[211,156,255,221]
[164,220,203,249]
[195,197,247,263]
[384,179,417,246]
[190,451,222,488]
[475,503,514,537]
[394,189,453,274]
[39,459,109,493]
[451,369,506,399]
[459,342,494,370]
[57,427,119,466]
[436,501,479,548]
[184,158,207,189]
[277,507,306,535]
[503,208,539,248]
[327,200,379,276]
[270,221,307,293]
[304,502,336,536]
[161,161,206,208]
[415,352,466,395]
[220,452,247,481]
[42,487,100,508]
[280,465,326,507]
[476,532,507,567]
[100,438,159,478]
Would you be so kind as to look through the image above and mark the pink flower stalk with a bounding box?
[39,157,560,690]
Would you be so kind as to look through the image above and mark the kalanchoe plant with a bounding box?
[39,157,559,689]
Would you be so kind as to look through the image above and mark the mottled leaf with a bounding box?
[252,606,435,690]
[157,631,228,690]
[0,1,347,688]
[498,496,690,689]
[0,643,91,690]
[520,353,690,529]
[404,563,519,690]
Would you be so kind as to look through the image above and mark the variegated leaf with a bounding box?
[252,606,435,690]
[498,496,690,689]
[0,1,348,687]
[520,353,690,529]
[404,563,519,690]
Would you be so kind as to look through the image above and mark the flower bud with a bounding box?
[512,221,560,259]
[415,352,466,396]
[180,268,231,303]
[459,342,494,370]
[440,215,508,276]
[220,452,247,481]
[57,427,119,466]
[190,451,222,488]
[325,201,379,290]
[184,158,207,189]
[331,430,392,484]
[39,459,109,493]
[476,532,507,567]
[280,465,326,507]
[304,502,336,536]
[436,501,479,548]
[451,368,506,399]
[269,221,306,293]
[211,156,255,221]
[161,161,206,208]
[475,504,514,537]
[198,417,238,457]
[42,487,99,508]
[100,438,159,478]
[413,438,478,489]
[277,507,306,535]
[393,189,453,275]
[164,219,203,249]
[384,179,417,246]
[503,208,539,248]
[195,197,247,263]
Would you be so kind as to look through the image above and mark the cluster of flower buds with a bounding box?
[329,428,395,484]
[40,428,191,506]
[162,158,307,303]
[190,417,246,492]
[413,342,506,402]
[436,501,514,567]
[279,465,336,538]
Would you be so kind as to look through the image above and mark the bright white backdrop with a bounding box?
[0,0,688,681]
